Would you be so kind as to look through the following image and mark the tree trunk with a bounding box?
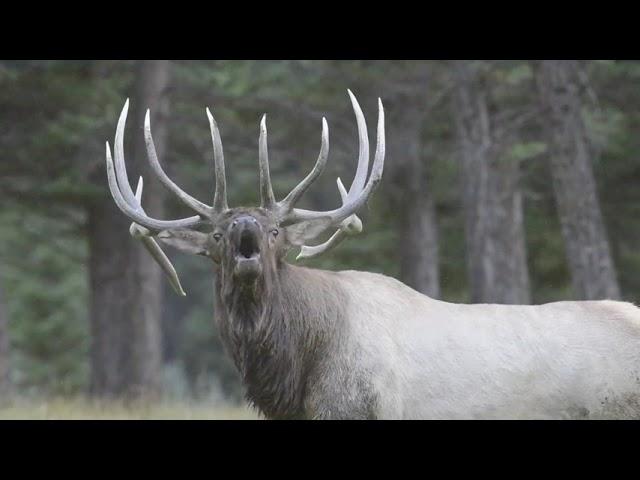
[399,187,440,298]
[389,90,440,298]
[452,62,531,304]
[89,60,172,400]
[533,60,620,300]
[0,266,10,399]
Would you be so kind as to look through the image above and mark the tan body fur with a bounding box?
[313,269,640,419]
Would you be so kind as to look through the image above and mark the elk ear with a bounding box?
[284,218,333,247]
[157,229,210,256]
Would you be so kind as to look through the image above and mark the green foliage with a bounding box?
[0,209,88,395]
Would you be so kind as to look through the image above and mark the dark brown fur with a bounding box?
[214,262,348,419]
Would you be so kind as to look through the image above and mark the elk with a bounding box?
[106,91,640,419]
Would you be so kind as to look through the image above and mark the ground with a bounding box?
[0,397,261,420]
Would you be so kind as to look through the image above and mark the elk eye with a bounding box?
[213,233,223,242]
[271,229,279,238]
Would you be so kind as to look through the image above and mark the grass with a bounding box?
[0,397,262,420]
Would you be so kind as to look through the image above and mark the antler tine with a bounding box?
[144,110,212,217]
[296,177,363,260]
[259,115,276,208]
[336,176,349,202]
[284,97,385,228]
[278,117,329,214]
[346,89,370,200]
[113,99,139,208]
[297,230,347,260]
[129,177,187,296]
[206,107,229,213]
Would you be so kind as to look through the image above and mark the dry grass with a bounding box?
[0,397,261,420]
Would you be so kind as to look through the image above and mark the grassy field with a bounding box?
[0,397,261,420]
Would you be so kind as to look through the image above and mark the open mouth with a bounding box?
[237,230,260,259]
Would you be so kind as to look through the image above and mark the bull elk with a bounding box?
[105,91,640,419]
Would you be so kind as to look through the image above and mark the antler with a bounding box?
[106,99,230,295]
[296,89,379,259]
[257,90,385,254]
[106,99,208,232]
[106,92,384,291]
[284,96,384,227]
[106,99,231,232]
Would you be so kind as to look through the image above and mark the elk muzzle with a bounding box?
[230,215,263,279]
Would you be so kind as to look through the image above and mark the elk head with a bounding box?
[105,91,385,295]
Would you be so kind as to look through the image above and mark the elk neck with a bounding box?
[213,261,347,419]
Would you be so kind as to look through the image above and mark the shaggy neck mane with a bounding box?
[214,261,345,419]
